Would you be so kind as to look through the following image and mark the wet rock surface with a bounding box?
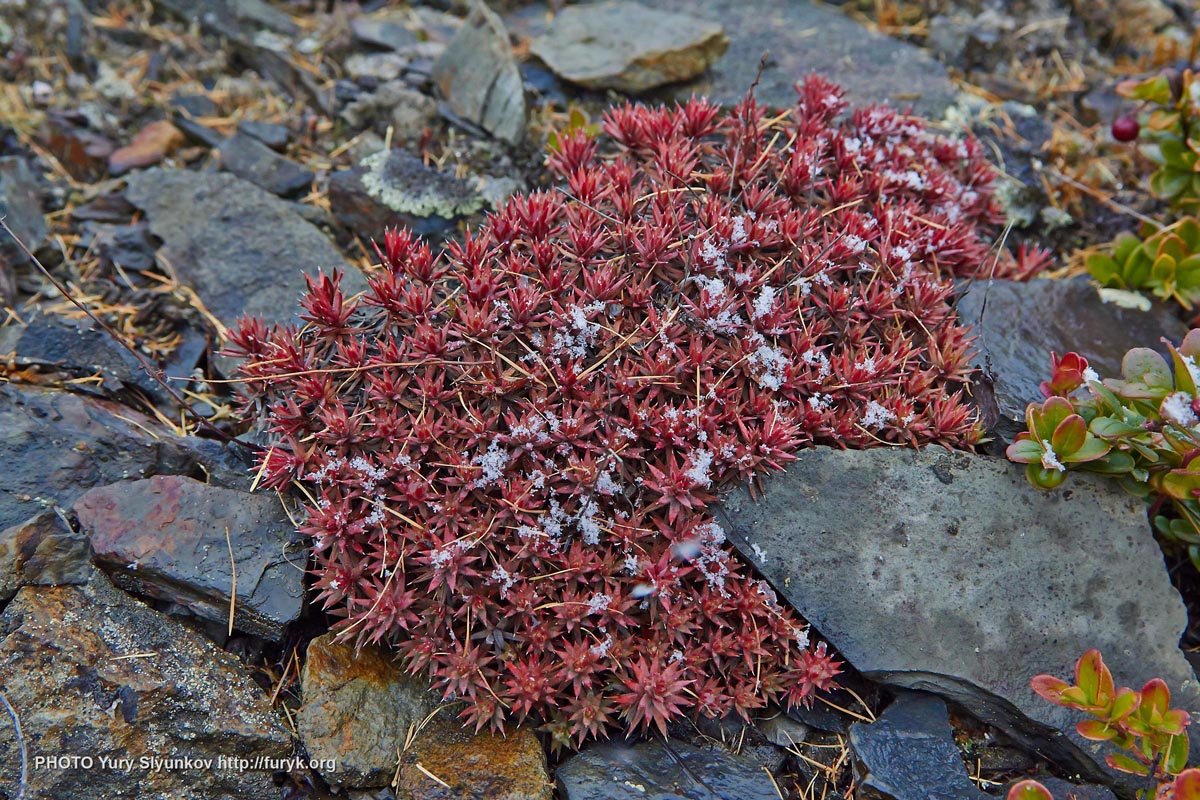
[715,446,1200,784]
[397,720,552,800]
[956,277,1189,444]
[529,1,728,94]
[433,1,525,144]
[556,737,780,800]
[298,632,439,789]
[849,692,987,800]
[0,570,292,800]
[73,475,305,639]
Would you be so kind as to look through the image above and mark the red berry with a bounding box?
[1112,116,1140,142]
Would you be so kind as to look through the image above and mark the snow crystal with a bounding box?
[685,449,714,488]
[471,439,510,488]
[750,543,768,564]
[1040,439,1065,472]
[861,400,896,429]
[752,285,777,320]
[586,593,611,615]
[1162,392,1198,428]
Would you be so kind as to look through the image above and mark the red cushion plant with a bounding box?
[228,76,1046,748]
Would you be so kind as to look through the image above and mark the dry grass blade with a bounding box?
[224,525,237,637]
[0,689,27,800]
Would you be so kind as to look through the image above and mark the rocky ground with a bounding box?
[0,0,1197,798]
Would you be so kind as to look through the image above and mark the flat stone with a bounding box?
[299,632,439,788]
[849,692,987,800]
[0,509,92,603]
[656,0,956,117]
[351,9,420,52]
[339,81,438,139]
[218,130,313,196]
[556,738,779,800]
[74,475,305,639]
[238,119,290,150]
[0,383,242,532]
[345,51,410,83]
[397,720,551,800]
[123,169,364,371]
[432,1,525,144]
[0,570,292,799]
[955,277,1189,445]
[0,310,162,399]
[714,446,1200,784]
[109,119,185,176]
[530,1,727,94]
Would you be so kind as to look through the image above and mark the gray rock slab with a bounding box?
[715,446,1200,784]
[529,1,728,93]
[0,509,92,603]
[433,1,525,144]
[956,277,1188,445]
[74,475,304,639]
[218,130,313,196]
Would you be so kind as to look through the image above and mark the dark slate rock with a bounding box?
[0,383,242,532]
[238,119,290,151]
[218,130,313,196]
[74,475,304,638]
[170,92,219,118]
[123,169,363,372]
[0,156,46,283]
[0,570,291,800]
[0,311,160,399]
[557,738,779,800]
[432,1,525,144]
[849,693,987,800]
[956,277,1188,445]
[715,447,1200,784]
[0,509,92,603]
[79,219,159,271]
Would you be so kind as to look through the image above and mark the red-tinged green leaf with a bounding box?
[1089,416,1143,439]
[1006,780,1054,800]
[1166,733,1191,775]
[1030,674,1070,703]
[1171,343,1199,395]
[1030,397,1076,441]
[1026,463,1067,490]
[1075,719,1118,741]
[1081,450,1135,475]
[1006,437,1045,465]
[1109,687,1138,721]
[1058,685,1089,707]
[1110,348,1172,399]
[1182,329,1200,360]
[1050,414,1087,455]
[1105,751,1151,776]
[1160,708,1190,736]
[1161,467,1200,501]
[1074,649,1105,705]
[1117,74,1171,104]
[1171,768,1200,798]
[1063,436,1110,464]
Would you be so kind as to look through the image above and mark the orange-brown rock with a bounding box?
[109,119,184,175]
[397,720,551,800]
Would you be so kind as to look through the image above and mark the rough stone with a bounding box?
[397,720,551,800]
[556,738,778,800]
[849,692,987,800]
[345,51,410,83]
[715,446,1200,784]
[656,0,956,117]
[0,509,92,603]
[0,570,292,799]
[238,119,290,150]
[298,632,439,789]
[123,169,364,365]
[339,81,438,139]
[1005,778,1117,800]
[955,277,1189,445]
[530,1,727,94]
[74,475,305,639]
[0,383,241,532]
[432,1,525,144]
[218,129,314,196]
[0,156,46,285]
